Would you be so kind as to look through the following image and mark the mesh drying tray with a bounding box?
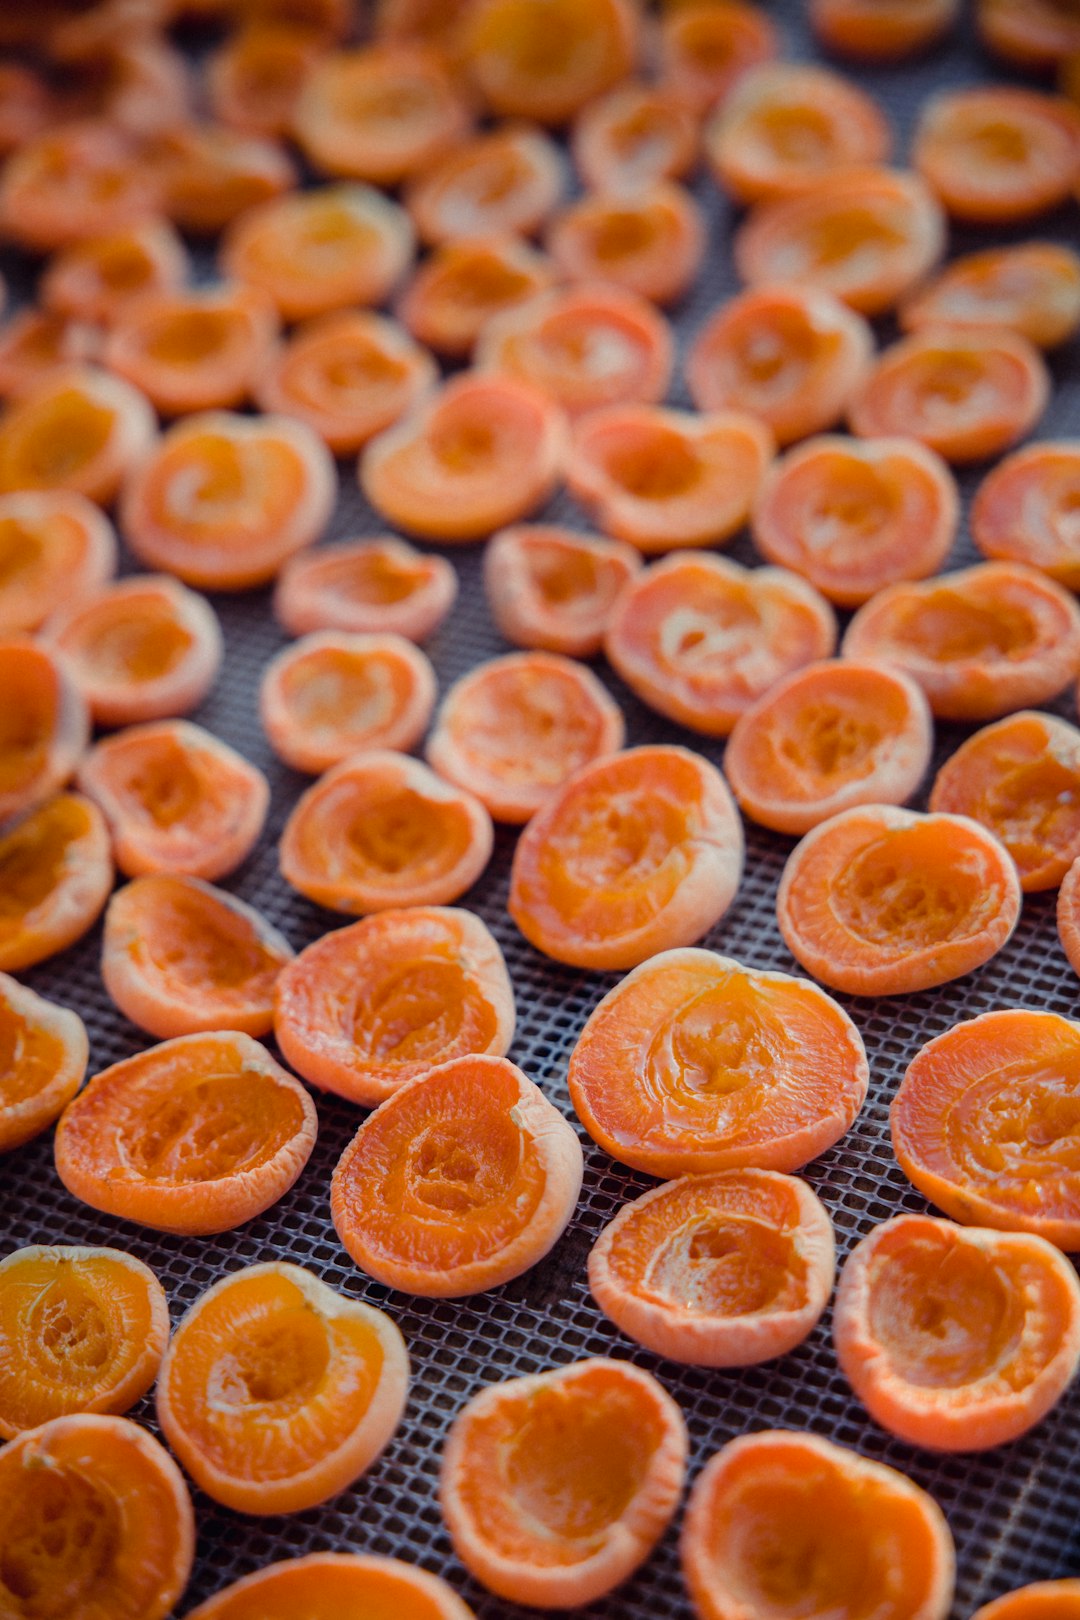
[4,3,1080,1614]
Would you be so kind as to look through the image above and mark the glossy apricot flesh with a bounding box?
[274,536,457,643]
[589,1169,836,1366]
[207,22,326,138]
[405,124,564,246]
[0,491,116,638]
[397,236,556,361]
[900,244,1080,351]
[0,640,89,825]
[0,1245,169,1437]
[972,1581,1080,1620]
[913,87,1080,224]
[811,0,959,58]
[0,793,113,973]
[483,523,641,658]
[546,182,705,308]
[156,1262,409,1515]
[972,443,1080,589]
[0,365,155,505]
[463,0,639,125]
[0,973,87,1154]
[103,284,279,417]
[186,1553,479,1620]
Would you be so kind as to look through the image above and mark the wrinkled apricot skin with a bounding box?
[900,244,1080,351]
[546,182,705,308]
[892,1010,1080,1252]
[54,1031,318,1236]
[103,283,280,418]
[405,125,564,246]
[0,793,113,973]
[972,444,1080,589]
[0,364,156,506]
[972,1581,1080,1620]
[331,1054,583,1297]
[0,490,117,639]
[274,536,457,643]
[0,1244,169,1437]
[0,972,87,1154]
[463,0,640,125]
[0,640,90,826]
[275,906,514,1106]
[156,1262,409,1515]
[186,1553,479,1620]
[589,1169,836,1367]
[483,524,641,658]
[440,1358,688,1608]
[913,88,1080,225]
[834,1213,1080,1452]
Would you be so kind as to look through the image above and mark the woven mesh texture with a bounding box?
[3,3,1080,1614]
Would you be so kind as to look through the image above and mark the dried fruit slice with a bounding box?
[187,1554,478,1620]
[971,442,1080,588]
[0,640,89,824]
[0,972,87,1154]
[397,236,555,361]
[0,793,113,973]
[40,219,189,329]
[483,523,640,658]
[913,87,1080,224]
[274,535,457,642]
[658,1,777,111]
[899,243,1080,350]
[572,83,699,192]
[972,1582,1080,1620]
[103,283,279,417]
[0,364,155,504]
[546,182,705,307]
[463,0,639,124]
[405,124,564,245]
[0,490,116,638]
[0,119,159,252]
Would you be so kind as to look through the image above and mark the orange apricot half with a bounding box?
[1059,853,1080,982]
[811,0,960,58]
[725,659,933,835]
[572,83,699,192]
[121,410,335,591]
[751,434,959,607]
[901,244,1080,351]
[509,745,744,970]
[43,575,223,729]
[834,1213,1080,1452]
[913,88,1080,225]
[483,523,641,658]
[0,1414,195,1620]
[55,1030,317,1234]
[569,947,867,1176]
[979,0,1080,67]
[426,650,624,822]
[605,552,837,736]
[658,1,777,112]
[841,561,1080,721]
[0,972,87,1154]
[0,640,89,824]
[274,535,457,642]
[260,630,437,774]
[102,873,293,1039]
[463,0,639,125]
[0,365,155,505]
[207,22,326,137]
[589,1170,836,1366]
[397,236,556,361]
[156,1261,408,1514]
[567,405,774,553]
[405,124,565,246]
[40,219,189,329]
[103,283,278,417]
[0,119,159,252]
[0,491,116,638]
[972,1582,1080,1620]
[546,182,705,308]
[0,1244,168,1437]
[332,1053,582,1295]
[681,1430,955,1620]
[360,373,568,543]
[77,719,269,881]
[275,905,513,1105]
[440,1357,686,1607]
[776,804,1022,996]
[0,793,113,973]
[280,749,493,914]
[0,309,101,401]
[972,442,1080,589]
[187,1553,478,1620]
[0,62,50,156]
[149,123,296,237]
[892,1009,1080,1251]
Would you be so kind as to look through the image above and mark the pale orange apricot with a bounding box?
[41,219,190,329]
[207,22,326,137]
[462,0,639,125]
[0,309,100,401]
[483,523,641,657]
[0,491,116,638]
[973,1583,1080,1620]
[405,124,564,246]
[397,236,556,361]
[900,244,1080,351]
[658,1,777,111]
[914,88,1080,225]
[0,62,51,156]
[0,119,159,252]
[0,793,113,973]
[546,182,705,307]
[274,535,457,642]
[0,365,155,505]
[811,0,959,57]
[0,640,88,825]
[979,0,1080,68]
[103,283,278,417]
[149,122,296,235]
[0,972,86,1155]
[605,552,836,736]
[572,83,699,191]
[187,1554,478,1620]
[972,443,1080,589]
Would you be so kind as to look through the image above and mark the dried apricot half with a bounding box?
[979,0,1080,67]
[572,83,699,192]
[776,804,1022,996]
[0,972,87,1154]
[0,364,155,505]
[589,1169,836,1366]
[658,1,777,111]
[725,659,933,836]
[972,1582,1080,1620]
[0,308,100,401]
[332,1053,582,1295]
[102,873,293,1039]
[0,1244,168,1437]
[149,123,296,237]
[187,1553,478,1620]
[397,236,556,361]
[275,905,513,1105]
[509,745,744,970]
[0,490,116,638]
[156,1261,408,1514]
[900,244,1080,351]
[971,442,1080,589]
[681,1430,955,1620]
[1059,854,1080,982]
[54,1030,317,1235]
[810,0,959,57]
[0,793,113,973]
[913,87,1080,224]
[546,182,705,308]
[40,219,189,330]
[834,1213,1080,1451]
[440,1357,686,1607]
[605,552,837,736]
[103,283,278,417]
[405,124,564,246]
[0,640,89,824]
[0,119,159,252]
[463,0,639,125]
[280,749,493,914]
[274,535,457,643]
[207,22,326,138]
[483,523,640,658]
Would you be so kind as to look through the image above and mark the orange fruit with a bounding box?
[0,971,87,1154]
[274,534,457,643]
[483,522,641,658]
[0,793,113,973]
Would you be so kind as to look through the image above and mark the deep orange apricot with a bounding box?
[122,410,335,590]
[842,561,1080,720]
[222,183,415,322]
[979,0,1080,68]
[148,122,296,236]
[187,1554,478,1620]
[0,62,50,156]
[207,22,326,137]
[572,83,699,191]
[275,905,513,1105]
[41,219,190,329]
[295,44,472,184]
[972,443,1080,588]
[892,1009,1080,1251]
[546,182,705,307]
[900,244,1080,351]
[589,1169,835,1366]
[0,793,113,973]
[508,745,744,969]
[103,283,278,417]
[360,373,568,543]
[103,873,293,1039]
[77,719,269,880]
[0,119,158,252]
[280,749,493,914]
[261,630,437,774]
[0,972,87,1155]
[0,309,100,401]
[156,1261,407,1514]
[834,1213,1080,1452]
[974,1584,1080,1620]
[426,651,624,822]
[405,124,564,246]
[734,167,946,318]
[0,491,116,638]
[462,0,639,124]
[0,365,155,505]
[811,0,959,57]
[483,523,641,657]
[658,2,777,111]
[440,1357,686,1606]
[0,640,88,825]
[706,64,892,205]
[913,88,1080,224]
[43,575,223,729]
[397,236,556,361]
[374,0,479,56]
[605,552,837,736]
[681,1431,955,1620]
[725,659,933,835]
[685,285,874,448]
[55,1030,317,1234]
[275,535,457,642]
[752,435,959,606]
[777,804,1022,996]
[0,1414,195,1620]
